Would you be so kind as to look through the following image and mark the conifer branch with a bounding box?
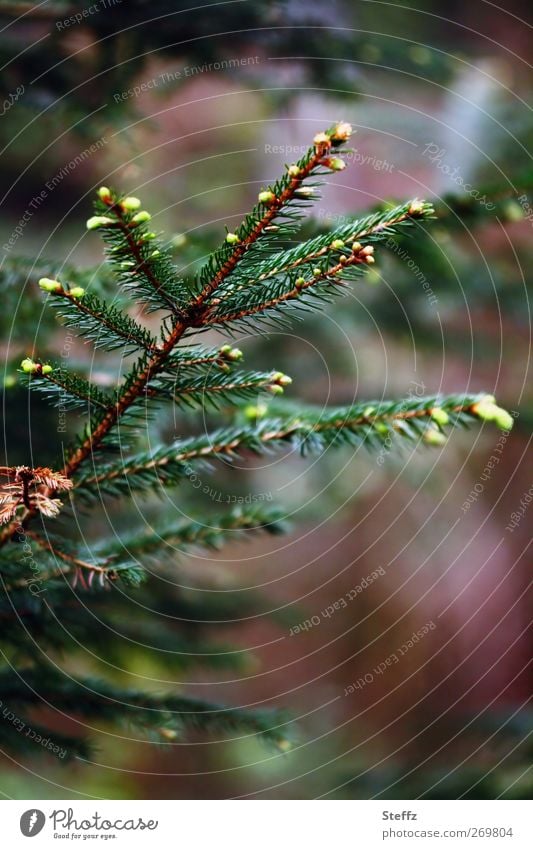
[1,668,293,749]
[205,242,374,327]
[75,393,513,499]
[213,199,433,302]
[21,364,113,413]
[45,284,158,353]
[191,124,353,308]
[102,506,287,559]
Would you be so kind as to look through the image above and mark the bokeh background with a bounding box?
[0,0,531,799]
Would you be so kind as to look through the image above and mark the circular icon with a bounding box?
[20,810,46,837]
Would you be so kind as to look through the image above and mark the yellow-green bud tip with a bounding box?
[408,200,425,215]
[121,196,141,211]
[430,407,449,426]
[69,287,85,299]
[20,358,38,374]
[331,239,345,250]
[273,372,292,386]
[38,277,62,293]
[131,210,151,225]
[97,186,112,202]
[41,364,53,375]
[327,157,346,171]
[472,400,514,431]
[276,738,293,753]
[330,122,353,143]
[225,233,240,245]
[244,403,268,420]
[258,190,276,204]
[86,215,114,230]
[424,428,447,446]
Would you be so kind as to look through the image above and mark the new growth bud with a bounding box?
[430,407,450,426]
[408,200,425,215]
[330,122,353,144]
[471,398,514,431]
[313,132,331,147]
[97,186,112,202]
[69,287,85,299]
[424,428,447,446]
[272,372,292,386]
[41,365,53,375]
[330,239,345,250]
[220,345,243,362]
[20,358,38,374]
[225,233,240,245]
[121,196,142,211]
[287,164,301,177]
[324,157,346,171]
[258,190,276,204]
[38,278,62,293]
[86,215,114,230]
[131,211,151,225]
[244,403,268,420]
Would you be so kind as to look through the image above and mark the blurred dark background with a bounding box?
[0,0,531,799]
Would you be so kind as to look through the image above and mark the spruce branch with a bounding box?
[87,189,188,314]
[152,368,292,410]
[75,393,513,499]
[101,505,288,559]
[205,241,377,328]
[191,123,354,308]
[1,125,355,539]
[20,362,113,413]
[213,199,433,302]
[42,282,158,353]
[1,667,294,749]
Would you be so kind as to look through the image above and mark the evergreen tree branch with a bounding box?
[204,242,375,328]
[152,368,292,410]
[102,505,288,558]
[213,199,433,302]
[0,126,354,543]
[75,393,513,498]
[45,284,158,353]
[1,668,293,749]
[21,364,113,413]
[191,124,354,308]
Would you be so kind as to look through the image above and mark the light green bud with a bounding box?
[121,196,141,211]
[131,210,151,225]
[38,278,62,293]
[86,215,114,230]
